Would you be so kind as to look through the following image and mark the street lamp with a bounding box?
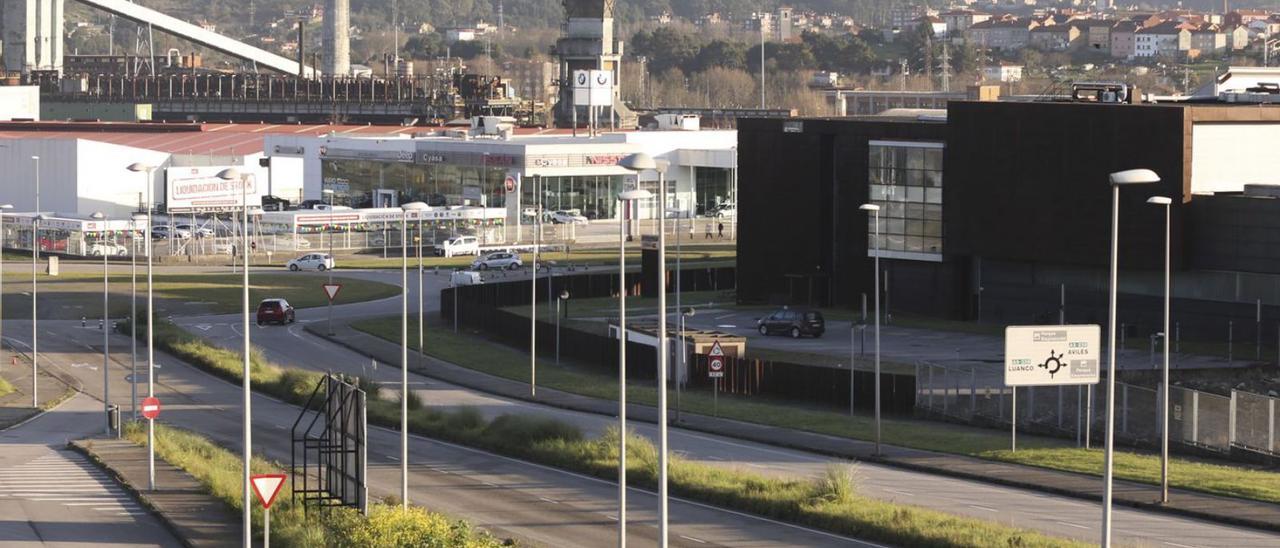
[619,151,671,547]
[323,189,336,335]
[399,201,429,512]
[1147,195,1173,504]
[130,212,147,420]
[31,155,40,409]
[217,166,258,546]
[615,187,651,547]
[91,212,110,435]
[556,289,570,365]
[1102,169,1160,548]
[859,203,882,455]
[0,204,11,374]
[530,174,542,398]
[127,161,157,490]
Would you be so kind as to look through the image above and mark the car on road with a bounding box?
[756,308,825,339]
[176,224,215,238]
[712,204,737,218]
[256,298,295,325]
[88,242,129,257]
[548,210,589,225]
[471,252,523,270]
[435,236,480,257]
[286,253,334,271]
[151,226,191,239]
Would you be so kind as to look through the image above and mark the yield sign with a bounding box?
[322,283,343,302]
[250,474,287,509]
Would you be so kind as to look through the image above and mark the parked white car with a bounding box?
[471,252,523,271]
[435,236,480,257]
[286,253,335,271]
[549,210,588,225]
[88,242,129,257]
[151,226,191,239]
[176,224,215,238]
[713,204,737,218]
[451,270,483,286]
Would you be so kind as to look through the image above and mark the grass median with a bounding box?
[120,421,504,547]
[351,316,1280,507]
[0,272,399,318]
[133,319,1086,547]
[0,377,14,398]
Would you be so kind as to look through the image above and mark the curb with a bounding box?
[67,438,208,548]
[307,323,1280,535]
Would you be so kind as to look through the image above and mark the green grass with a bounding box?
[0,377,13,398]
[134,322,1085,548]
[119,422,503,547]
[351,316,1280,507]
[0,272,399,318]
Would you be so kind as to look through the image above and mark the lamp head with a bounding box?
[1147,196,1173,206]
[401,201,429,211]
[0,204,12,210]
[127,162,154,173]
[1109,169,1160,185]
[131,213,149,222]
[618,152,657,172]
[619,189,653,201]
[216,167,242,181]
[90,212,106,220]
[559,290,570,300]
[682,307,696,317]
[859,204,881,212]
[322,189,335,195]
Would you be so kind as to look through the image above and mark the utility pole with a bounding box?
[940,41,952,93]
[899,58,908,91]
[925,32,934,90]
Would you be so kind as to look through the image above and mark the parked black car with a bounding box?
[756,308,825,338]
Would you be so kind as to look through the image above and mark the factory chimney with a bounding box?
[324,0,350,77]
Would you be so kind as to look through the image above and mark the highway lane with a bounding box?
[12,319,877,548]
[0,389,181,548]
[171,273,1280,548]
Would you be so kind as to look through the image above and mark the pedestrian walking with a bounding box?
[717,222,725,238]
[704,223,713,239]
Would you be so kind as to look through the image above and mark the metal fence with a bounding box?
[916,361,1280,459]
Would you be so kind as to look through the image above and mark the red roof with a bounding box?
[0,121,575,156]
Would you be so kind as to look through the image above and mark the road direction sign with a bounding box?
[708,341,725,379]
[141,396,161,420]
[250,474,288,509]
[1004,325,1101,387]
[323,283,343,302]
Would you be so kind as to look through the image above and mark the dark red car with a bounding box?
[256,298,295,325]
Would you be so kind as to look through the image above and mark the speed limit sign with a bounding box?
[708,342,725,379]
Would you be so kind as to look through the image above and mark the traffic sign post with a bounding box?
[250,474,287,548]
[323,283,343,336]
[140,396,161,420]
[1004,325,1101,452]
[708,342,726,417]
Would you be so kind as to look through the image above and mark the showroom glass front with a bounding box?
[868,141,944,259]
[320,160,507,209]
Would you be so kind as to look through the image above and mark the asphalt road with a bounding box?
[6,318,876,548]
[0,391,181,548]
[169,271,1280,548]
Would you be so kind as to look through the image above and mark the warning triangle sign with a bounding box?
[250,474,287,509]
[323,284,343,301]
[709,341,725,357]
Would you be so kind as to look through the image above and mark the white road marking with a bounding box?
[385,455,399,461]
[883,488,914,496]
[1054,521,1090,530]
[0,451,146,524]
[680,535,708,544]
[538,496,559,504]
[1163,542,1197,548]
[967,504,998,513]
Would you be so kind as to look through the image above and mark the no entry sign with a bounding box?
[708,341,725,379]
[141,397,161,420]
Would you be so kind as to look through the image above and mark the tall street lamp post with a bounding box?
[620,152,670,547]
[91,212,109,435]
[399,201,428,512]
[1102,169,1160,548]
[1147,195,1173,504]
[0,204,11,378]
[31,155,41,408]
[126,162,157,490]
[615,188,651,547]
[324,189,336,335]
[859,203,882,454]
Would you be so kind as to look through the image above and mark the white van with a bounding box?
[435,236,480,257]
[451,271,483,286]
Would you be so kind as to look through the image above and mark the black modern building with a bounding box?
[738,100,1280,341]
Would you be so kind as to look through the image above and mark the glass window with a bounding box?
[865,142,944,258]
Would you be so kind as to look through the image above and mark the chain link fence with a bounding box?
[916,361,1280,459]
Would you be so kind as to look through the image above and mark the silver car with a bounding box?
[471,252,523,271]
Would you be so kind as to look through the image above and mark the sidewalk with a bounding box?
[310,320,1280,534]
[0,351,76,430]
[70,438,239,548]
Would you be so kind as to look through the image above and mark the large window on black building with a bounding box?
[868,141,944,261]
